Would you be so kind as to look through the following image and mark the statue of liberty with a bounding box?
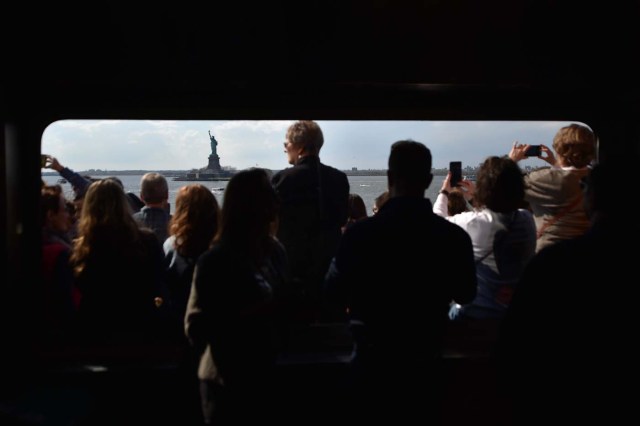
[208,130,218,157]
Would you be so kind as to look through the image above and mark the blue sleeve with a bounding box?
[59,167,91,197]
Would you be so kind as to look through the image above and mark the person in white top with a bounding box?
[434,156,536,320]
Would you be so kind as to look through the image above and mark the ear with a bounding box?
[425,172,433,189]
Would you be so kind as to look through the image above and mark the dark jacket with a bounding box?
[327,196,477,362]
[271,155,349,299]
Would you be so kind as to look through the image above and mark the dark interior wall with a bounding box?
[2,0,639,397]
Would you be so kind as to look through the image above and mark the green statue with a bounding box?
[208,130,218,157]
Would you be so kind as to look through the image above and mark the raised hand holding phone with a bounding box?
[449,161,462,187]
[524,145,542,157]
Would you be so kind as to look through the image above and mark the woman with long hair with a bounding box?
[185,168,290,424]
[71,179,168,344]
[164,184,220,322]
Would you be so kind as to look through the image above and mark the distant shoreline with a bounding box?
[42,168,463,177]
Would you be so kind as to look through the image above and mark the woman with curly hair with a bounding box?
[434,156,536,320]
[164,184,220,326]
[509,123,596,251]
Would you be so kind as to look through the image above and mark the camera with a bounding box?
[524,145,542,157]
[449,161,462,187]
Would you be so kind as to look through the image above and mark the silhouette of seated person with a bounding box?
[498,162,636,425]
[325,140,476,423]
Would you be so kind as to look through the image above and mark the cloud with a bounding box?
[41,119,582,171]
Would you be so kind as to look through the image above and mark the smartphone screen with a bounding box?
[524,145,541,157]
[449,161,462,187]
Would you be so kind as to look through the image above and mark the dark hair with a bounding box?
[40,184,65,226]
[217,168,280,266]
[388,140,432,188]
[347,194,367,222]
[475,156,525,213]
[447,188,469,216]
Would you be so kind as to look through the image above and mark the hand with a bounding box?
[458,179,475,200]
[441,172,452,192]
[539,144,556,166]
[49,156,63,172]
[508,141,528,162]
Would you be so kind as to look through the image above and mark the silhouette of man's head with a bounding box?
[387,140,433,196]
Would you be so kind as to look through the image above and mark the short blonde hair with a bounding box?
[286,120,324,155]
[552,124,596,168]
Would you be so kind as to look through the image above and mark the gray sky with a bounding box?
[41,120,580,171]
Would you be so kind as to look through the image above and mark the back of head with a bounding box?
[171,184,220,257]
[388,140,432,195]
[286,120,324,156]
[104,176,124,190]
[40,184,65,227]
[219,168,279,248]
[347,194,368,221]
[140,172,169,204]
[552,123,596,168]
[447,188,469,216]
[80,179,138,234]
[73,179,141,272]
[475,156,525,213]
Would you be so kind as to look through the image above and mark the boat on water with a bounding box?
[57,178,68,184]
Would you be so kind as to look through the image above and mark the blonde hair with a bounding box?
[286,120,324,155]
[552,124,596,168]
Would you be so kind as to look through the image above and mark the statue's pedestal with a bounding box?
[207,154,222,173]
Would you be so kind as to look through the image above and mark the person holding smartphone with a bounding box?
[509,123,596,252]
[434,156,536,322]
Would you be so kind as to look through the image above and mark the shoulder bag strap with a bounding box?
[536,196,583,240]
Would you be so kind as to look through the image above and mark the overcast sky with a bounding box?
[41,120,581,171]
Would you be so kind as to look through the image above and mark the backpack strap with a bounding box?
[536,196,583,240]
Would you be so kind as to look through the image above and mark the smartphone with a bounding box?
[524,145,542,157]
[40,154,49,168]
[449,161,462,187]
